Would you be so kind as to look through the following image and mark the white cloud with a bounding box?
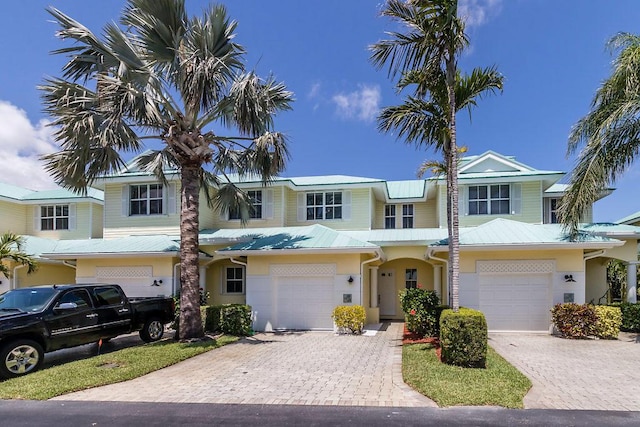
[0,101,59,190]
[331,85,381,122]
[459,0,502,28]
[308,82,321,99]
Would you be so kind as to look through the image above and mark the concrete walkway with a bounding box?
[490,332,640,411]
[53,322,436,407]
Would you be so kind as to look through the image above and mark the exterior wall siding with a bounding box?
[373,200,438,229]
[0,200,27,234]
[285,187,370,230]
[208,186,284,229]
[26,203,100,240]
[15,263,76,288]
[459,181,543,226]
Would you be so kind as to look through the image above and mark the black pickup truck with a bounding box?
[0,283,174,379]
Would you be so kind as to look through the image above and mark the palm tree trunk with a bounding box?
[179,165,204,339]
[446,58,460,313]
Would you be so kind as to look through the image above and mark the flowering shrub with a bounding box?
[399,287,440,337]
[332,305,366,334]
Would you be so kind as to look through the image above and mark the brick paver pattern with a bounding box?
[490,332,640,411]
[53,322,436,407]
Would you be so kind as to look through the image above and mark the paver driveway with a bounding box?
[53,322,435,407]
[490,332,640,411]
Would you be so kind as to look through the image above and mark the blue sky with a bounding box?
[0,0,639,222]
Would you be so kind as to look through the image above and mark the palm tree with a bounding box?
[370,0,501,311]
[560,33,640,234]
[40,0,293,339]
[0,233,37,279]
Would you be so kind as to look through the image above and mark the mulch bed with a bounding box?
[402,324,442,360]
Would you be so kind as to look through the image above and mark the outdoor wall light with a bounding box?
[564,274,576,283]
[152,279,163,287]
[347,276,354,284]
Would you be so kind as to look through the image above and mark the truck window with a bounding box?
[59,289,93,309]
[92,286,124,307]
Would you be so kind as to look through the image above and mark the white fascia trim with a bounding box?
[428,241,625,252]
[217,247,383,257]
[456,173,565,185]
[40,251,182,259]
[285,181,387,192]
[22,198,105,206]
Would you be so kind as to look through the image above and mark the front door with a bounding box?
[378,269,396,317]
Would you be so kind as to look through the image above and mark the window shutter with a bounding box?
[543,198,550,223]
[68,204,76,230]
[343,190,352,220]
[511,183,522,215]
[167,183,177,215]
[264,189,274,219]
[459,186,468,216]
[33,206,41,231]
[121,185,129,217]
[297,193,306,221]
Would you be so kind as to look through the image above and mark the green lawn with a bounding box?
[403,343,531,408]
[0,336,238,400]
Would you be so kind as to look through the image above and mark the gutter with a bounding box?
[584,249,606,261]
[12,264,26,290]
[218,247,381,257]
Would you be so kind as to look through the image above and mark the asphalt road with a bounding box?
[1,401,639,426]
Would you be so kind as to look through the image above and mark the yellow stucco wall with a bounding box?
[377,258,434,320]
[585,257,608,304]
[383,246,427,261]
[449,249,584,273]
[0,200,27,234]
[604,240,638,262]
[15,263,76,287]
[204,259,247,306]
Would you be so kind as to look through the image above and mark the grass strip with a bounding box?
[403,343,531,408]
[0,335,238,400]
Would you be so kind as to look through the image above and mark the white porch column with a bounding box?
[433,265,442,298]
[199,266,207,290]
[370,266,379,308]
[627,262,638,303]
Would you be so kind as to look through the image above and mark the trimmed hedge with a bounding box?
[440,308,488,368]
[618,303,640,332]
[399,288,441,337]
[593,305,622,339]
[204,304,253,336]
[551,303,622,339]
[332,305,366,334]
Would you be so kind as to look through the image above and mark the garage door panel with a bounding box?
[275,276,334,330]
[477,270,552,331]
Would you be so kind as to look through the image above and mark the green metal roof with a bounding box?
[21,236,62,258]
[617,211,640,225]
[343,228,449,246]
[432,218,620,248]
[42,235,180,257]
[0,181,103,203]
[217,224,378,252]
[385,180,426,199]
[580,223,640,236]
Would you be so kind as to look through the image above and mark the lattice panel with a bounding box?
[477,260,554,274]
[270,264,336,276]
[95,266,153,278]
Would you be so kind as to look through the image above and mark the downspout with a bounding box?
[427,248,450,304]
[583,249,606,261]
[360,250,383,306]
[12,264,26,290]
[63,261,77,270]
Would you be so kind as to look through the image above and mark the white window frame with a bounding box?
[468,184,510,215]
[224,266,245,294]
[306,191,343,220]
[229,190,263,220]
[402,204,414,229]
[405,268,418,289]
[40,204,69,230]
[384,204,396,229]
[129,183,163,216]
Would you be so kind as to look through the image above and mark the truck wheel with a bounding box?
[0,339,44,379]
[140,317,164,343]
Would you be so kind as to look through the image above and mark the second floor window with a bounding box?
[384,205,396,229]
[229,190,262,220]
[468,184,510,215]
[402,204,414,228]
[306,191,342,220]
[41,205,69,230]
[130,184,163,216]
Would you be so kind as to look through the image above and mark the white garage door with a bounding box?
[476,260,553,332]
[275,276,335,330]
